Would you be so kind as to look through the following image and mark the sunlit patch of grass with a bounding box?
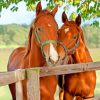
[0,49,13,100]
[89,48,100,61]
[0,86,12,100]
[95,71,100,96]
[0,49,12,71]
[89,48,100,96]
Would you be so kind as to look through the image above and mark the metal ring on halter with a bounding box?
[57,41,69,55]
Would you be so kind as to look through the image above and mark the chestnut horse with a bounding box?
[7,2,59,100]
[57,12,96,100]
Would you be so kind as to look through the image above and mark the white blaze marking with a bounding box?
[48,24,51,27]
[65,28,69,33]
[73,97,76,100]
[50,43,58,62]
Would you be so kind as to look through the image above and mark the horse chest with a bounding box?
[65,73,92,95]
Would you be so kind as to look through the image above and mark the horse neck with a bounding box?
[73,37,93,63]
[29,35,45,67]
[79,28,85,44]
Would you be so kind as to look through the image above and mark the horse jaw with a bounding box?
[50,43,58,63]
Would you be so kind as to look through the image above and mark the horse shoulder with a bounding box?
[7,47,26,71]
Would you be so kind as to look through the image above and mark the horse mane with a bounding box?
[35,9,54,21]
[78,27,85,44]
[24,27,33,57]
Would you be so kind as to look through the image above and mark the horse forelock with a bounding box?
[65,21,78,29]
[64,21,85,44]
[64,21,81,34]
[34,9,56,24]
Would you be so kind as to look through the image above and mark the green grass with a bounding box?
[89,48,100,62]
[89,49,100,96]
[0,49,12,100]
[0,48,100,100]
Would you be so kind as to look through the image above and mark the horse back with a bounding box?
[7,47,27,71]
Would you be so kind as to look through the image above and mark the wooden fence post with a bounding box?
[15,69,25,100]
[27,68,40,100]
[16,81,23,100]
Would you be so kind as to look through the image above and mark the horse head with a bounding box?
[57,11,82,61]
[58,12,96,100]
[26,2,59,66]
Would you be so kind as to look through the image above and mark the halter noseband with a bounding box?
[58,33,80,56]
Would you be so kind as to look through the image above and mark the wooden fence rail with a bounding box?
[0,61,100,100]
[0,69,25,86]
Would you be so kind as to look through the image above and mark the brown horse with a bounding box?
[57,12,96,100]
[7,2,59,100]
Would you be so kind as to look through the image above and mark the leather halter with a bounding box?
[34,29,57,58]
[58,33,80,56]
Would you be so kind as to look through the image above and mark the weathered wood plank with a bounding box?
[0,62,100,86]
[84,96,100,100]
[0,62,100,100]
[0,69,25,86]
[16,81,23,100]
[39,61,100,77]
[27,68,40,100]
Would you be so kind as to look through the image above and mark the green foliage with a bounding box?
[69,12,77,20]
[91,21,99,27]
[0,0,99,26]
[66,0,100,26]
[10,6,18,11]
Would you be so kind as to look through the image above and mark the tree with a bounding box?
[0,0,99,26]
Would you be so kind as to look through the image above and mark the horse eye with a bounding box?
[37,28,41,32]
[73,35,77,39]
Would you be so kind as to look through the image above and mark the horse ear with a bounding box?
[51,5,58,16]
[75,14,81,26]
[28,28,32,50]
[62,11,68,23]
[36,2,42,16]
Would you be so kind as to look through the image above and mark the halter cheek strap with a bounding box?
[34,30,41,44]
[34,30,57,58]
[67,33,80,54]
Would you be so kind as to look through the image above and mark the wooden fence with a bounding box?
[0,61,100,100]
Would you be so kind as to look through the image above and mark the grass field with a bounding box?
[0,48,100,100]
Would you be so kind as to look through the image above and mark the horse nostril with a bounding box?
[49,56,55,64]
[73,35,77,39]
